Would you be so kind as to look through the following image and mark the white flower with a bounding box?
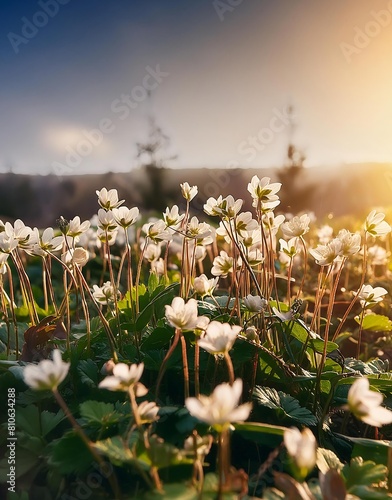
[193,274,219,297]
[365,210,391,237]
[354,284,388,308]
[245,248,264,267]
[99,362,147,395]
[62,247,89,268]
[96,227,118,246]
[180,182,198,202]
[97,209,117,232]
[163,205,184,229]
[347,377,392,427]
[151,258,165,276]
[96,187,124,210]
[112,206,139,228]
[204,195,224,217]
[243,295,267,313]
[241,229,262,249]
[23,350,70,391]
[38,228,64,253]
[92,281,119,305]
[186,217,212,242]
[0,233,19,254]
[281,214,310,239]
[235,212,258,236]
[309,239,342,266]
[0,253,9,274]
[279,237,300,258]
[284,427,317,472]
[67,216,91,239]
[211,251,234,277]
[198,321,241,355]
[263,213,285,235]
[138,401,160,423]
[4,220,34,249]
[336,229,361,257]
[185,379,252,431]
[165,297,206,331]
[142,220,172,243]
[247,176,281,210]
[204,195,243,219]
[144,243,162,262]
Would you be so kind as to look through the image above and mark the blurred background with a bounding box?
[1,0,392,225]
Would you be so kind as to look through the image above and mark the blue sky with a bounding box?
[2,0,392,174]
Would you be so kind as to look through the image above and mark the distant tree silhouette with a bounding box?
[135,117,177,212]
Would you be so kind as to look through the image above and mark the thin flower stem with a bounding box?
[296,236,308,299]
[332,232,367,341]
[105,235,123,351]
[77,272,91,355]
[135,239,147,314]
[11,252,38,325]
[194,342,200,398]
[217,429,230,499]
[317,259,347,378]
[224,352,235,386]
[42,257,49,311]
[48,251,118,358]
[310,266,332,335]
[125,230,135,317]
[43,256,59,315]
[155,327,181,401]
[5,263,18,358]
[356,306,365,359]
[180,333,190,400]
[286,258,293,306]
[75,265,118,359]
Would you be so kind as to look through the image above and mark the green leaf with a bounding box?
[253,386,317,426]
[348,485,392,499]
[79,400,122,427]
[338,435,392,466]
[343,457,388,490]
[94,436,137,467]
[77,359,99,387]
[48,432,93,474]
[345,358,389,375]
[355,313,392,332]
[148,435,182,469]
[317,448,344,474]
[148,271,160,293]
[143,482,199,499]
[132,282,178,332]
[233,421,287,448]
[15,405,64,438]
[282,320,338,354]
[141,326,174,351]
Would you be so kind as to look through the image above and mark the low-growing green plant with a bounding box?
[0,179,392,498]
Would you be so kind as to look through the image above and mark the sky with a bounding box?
[1,0,392,175]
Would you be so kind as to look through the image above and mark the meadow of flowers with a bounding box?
[1,177,392,499]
